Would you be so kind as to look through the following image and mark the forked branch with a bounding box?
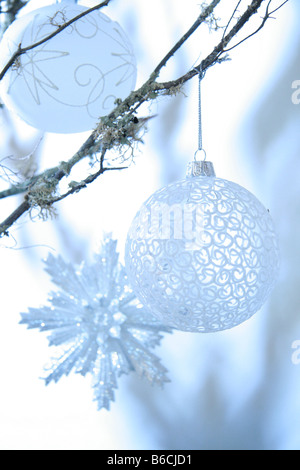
[0,0,290,238]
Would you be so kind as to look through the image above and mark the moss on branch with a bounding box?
[0,0,290,237]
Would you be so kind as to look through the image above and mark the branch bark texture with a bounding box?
[0,0,290,237]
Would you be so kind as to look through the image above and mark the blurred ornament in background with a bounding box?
[125,159,280,333]
[0,2,137,134]
[20,237,171,411]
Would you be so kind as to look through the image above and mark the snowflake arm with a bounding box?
[20,237,172,410]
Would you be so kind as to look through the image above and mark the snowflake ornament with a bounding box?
[20,238,171,410]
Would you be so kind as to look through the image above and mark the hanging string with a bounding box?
[194,67,206,162]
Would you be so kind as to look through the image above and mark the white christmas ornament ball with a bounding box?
[0,3,137,133]
[125,161,280,333]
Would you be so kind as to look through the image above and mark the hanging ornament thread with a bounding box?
[193,66,207,163]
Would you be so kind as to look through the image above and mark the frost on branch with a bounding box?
[20,237,172,410]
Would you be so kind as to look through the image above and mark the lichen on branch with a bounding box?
[0,0,290,238]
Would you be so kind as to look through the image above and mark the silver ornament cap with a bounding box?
[186,160,216,178]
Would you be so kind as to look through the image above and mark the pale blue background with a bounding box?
[0,0,299,450]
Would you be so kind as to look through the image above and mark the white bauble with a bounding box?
[125,161,280,333]
[0,3,137,133]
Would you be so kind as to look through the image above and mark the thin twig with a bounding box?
[222,0,289,53]
[0,200,30,236]
[49,166,128,205]
[0,0,290,237]
[152,0,222,78]
[268,0,289,15]
[157,0,281,90]
[222,0,243,40]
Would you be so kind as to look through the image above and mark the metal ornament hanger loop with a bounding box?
[194,148,207,162]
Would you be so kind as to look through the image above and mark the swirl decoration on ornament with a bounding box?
[73,63,106,117]
[15,10,136,111]
[125,177,280,333]
[0,3,137,133]
[70,9,100,39]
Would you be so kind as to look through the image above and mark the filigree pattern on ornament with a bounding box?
[126,178,280,332]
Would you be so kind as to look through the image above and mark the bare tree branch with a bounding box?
[152,0,222,78]
[0,199,29,236]
[48,166,128,206]
[222,0,290,53]
[0,0,290,237]
[222,0,243,41]
[157,0,271,89]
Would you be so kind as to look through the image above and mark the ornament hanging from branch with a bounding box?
[0,2,137,134]
[125,71,280,333]
[20,237,171,411]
